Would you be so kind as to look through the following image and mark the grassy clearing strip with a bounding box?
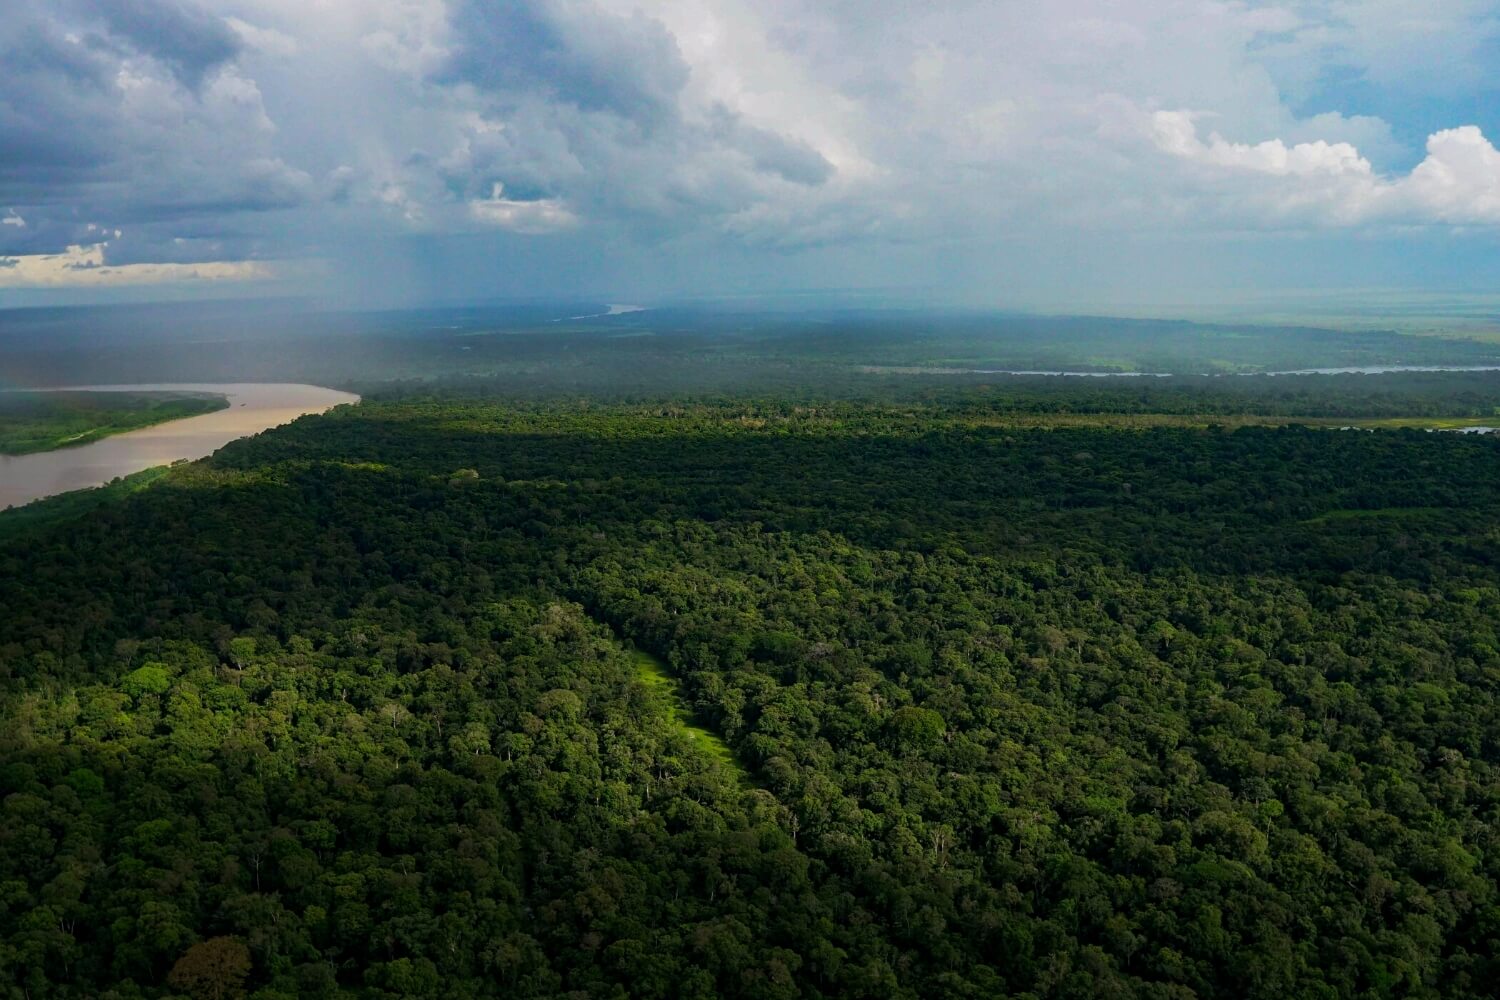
[1300,506,1453,525]
[955,414,1500,432]
[629,648,744,777]
[956,414,1303,430]
[1344,416,1500,430]
[0,465,173,545]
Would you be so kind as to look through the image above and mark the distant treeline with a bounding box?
[4,302,1500,391]
[365,369,1500,418]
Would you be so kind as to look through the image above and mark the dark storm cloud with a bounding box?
[83,0,241,89]
[417,0,833,244]
[719,116,835,187]
[0,15,118,184]
[2,0,846,290]
[5,0,1499,303]
[5,16,114,86]
[0,0,301,265]
[441,0,690,129]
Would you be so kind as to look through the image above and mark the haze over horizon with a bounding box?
[2,1,1499,314]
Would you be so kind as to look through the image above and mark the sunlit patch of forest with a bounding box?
[2,387,1499,998]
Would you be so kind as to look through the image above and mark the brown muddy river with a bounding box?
[1,383,359,510]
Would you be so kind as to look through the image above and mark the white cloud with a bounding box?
[9,0,1500,304]
[1151,111,1373,177]
[360,0,452,75]
[0,244,273,287]
[1406,126,1500,223]
[196,1,1500,250]
[226,16,300,57]
[468,184,578,233]
[1311,0,1500,96]
[1149,112,1500,226]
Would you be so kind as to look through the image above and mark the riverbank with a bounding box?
[0,383,359,510]
[0,390,229,455]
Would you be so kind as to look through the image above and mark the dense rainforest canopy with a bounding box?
[2,387,1499,998]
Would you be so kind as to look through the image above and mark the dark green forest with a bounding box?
[3,386,1500,998]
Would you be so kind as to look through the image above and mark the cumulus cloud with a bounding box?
[0,0,305,276]
[1406,127,1500,223]
[360,0,452,76]
[85,0,242,89]
[0,243,272,287]
[441,0,690,127]
[5,0,1500,304]
[225,16,299,57]
[1150,112,1500,225]
[468,183,578,233]
[401,0,851,245]
[717,115,835,187]
[1150,112,1374,178]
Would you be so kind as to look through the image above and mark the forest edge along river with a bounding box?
[0,383,359,510]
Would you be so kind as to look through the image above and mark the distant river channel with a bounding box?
[963,365,1500,377]
[1,383,359,510]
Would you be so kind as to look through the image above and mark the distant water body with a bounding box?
[965,365,1500,377]
[1,383,358,510]
[564,304,647,320]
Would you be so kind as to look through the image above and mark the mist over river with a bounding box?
[0,383,359,510]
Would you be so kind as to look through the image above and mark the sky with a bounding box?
[2,0,1500,313]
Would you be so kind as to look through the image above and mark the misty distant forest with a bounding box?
[3,306,1500,999]
[6,301,1500,392]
